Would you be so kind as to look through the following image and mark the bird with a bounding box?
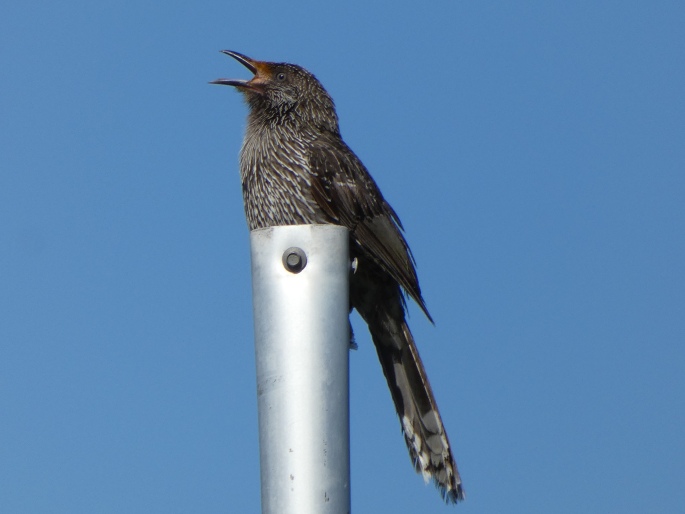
[212,50,464,503]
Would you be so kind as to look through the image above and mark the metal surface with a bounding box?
[250,224,350,514]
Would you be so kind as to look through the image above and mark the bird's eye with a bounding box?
[276,72,286,81]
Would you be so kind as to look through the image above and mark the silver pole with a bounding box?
[249,224,351,514]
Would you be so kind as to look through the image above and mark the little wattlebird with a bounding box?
[211,50,464,503]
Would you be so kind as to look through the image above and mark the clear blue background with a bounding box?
[2,1,684,512]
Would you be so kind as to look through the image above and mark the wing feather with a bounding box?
[308,134,432,321]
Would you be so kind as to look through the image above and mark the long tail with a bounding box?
[369,313,464,503]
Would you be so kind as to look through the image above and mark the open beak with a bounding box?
[210,50,267,90]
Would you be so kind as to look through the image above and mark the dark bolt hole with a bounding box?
[282,247,307,273]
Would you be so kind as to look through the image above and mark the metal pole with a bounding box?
[249,224,351,514]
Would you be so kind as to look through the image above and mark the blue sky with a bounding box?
[1,1,684,512]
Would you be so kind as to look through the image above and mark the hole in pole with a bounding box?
[282,247,307,273]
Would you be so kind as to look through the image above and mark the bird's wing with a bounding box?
[308,135,432,321]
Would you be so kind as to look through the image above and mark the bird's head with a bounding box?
[212,50,339,133]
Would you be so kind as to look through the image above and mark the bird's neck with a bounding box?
[246,101,340,138]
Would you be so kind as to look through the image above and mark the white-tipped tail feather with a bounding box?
[371,318,464,503]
